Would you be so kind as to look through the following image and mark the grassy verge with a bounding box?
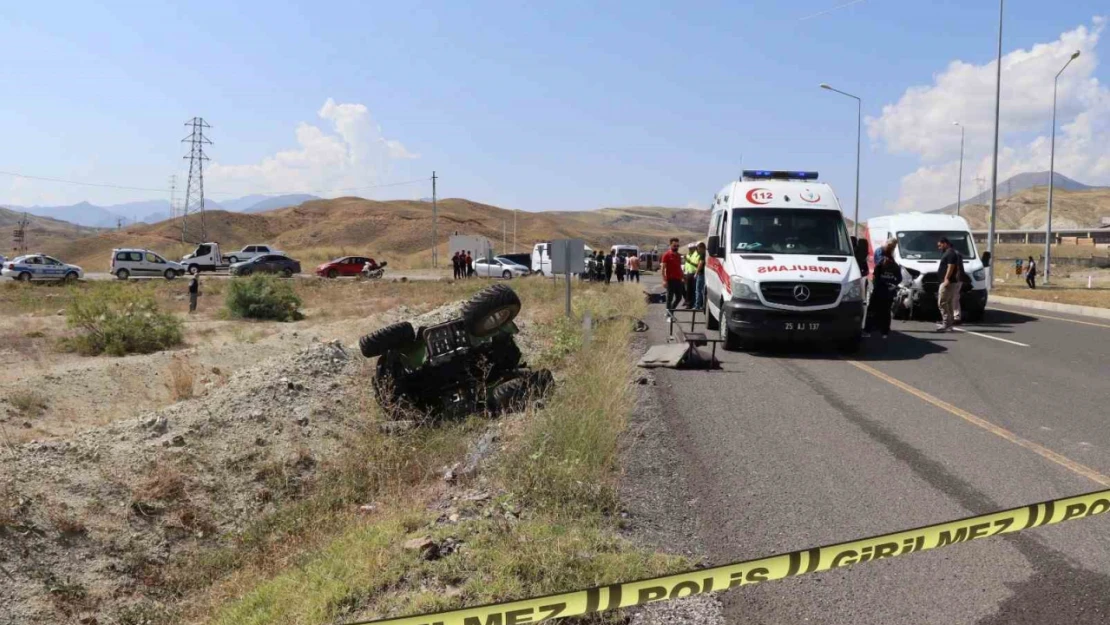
[171,280,683,625]
[992,284,1110,309]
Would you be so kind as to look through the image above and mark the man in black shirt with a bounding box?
[935,237,962,332]
[188,275,200,313]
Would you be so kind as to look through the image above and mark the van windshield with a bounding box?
[897,231,975,260]
[731,208,851,256]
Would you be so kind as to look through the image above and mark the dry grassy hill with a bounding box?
[46,198,710,271]
[1,206,102,257]
[952,186,1110,230]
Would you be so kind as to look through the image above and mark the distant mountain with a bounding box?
[933,171,1101,214]
[242,194,320,213]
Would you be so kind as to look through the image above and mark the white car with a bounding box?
[2,254,84,282]
[224,245,285,264]
[474,256,531,279]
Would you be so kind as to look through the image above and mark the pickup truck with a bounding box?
[181,243,286,274]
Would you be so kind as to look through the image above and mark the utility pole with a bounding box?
[953,122,965,216]
[513,210,517,253]
[975,176,987,205]
[181,117,211,244]
[117,217,124,231]
[169,174,178,220]
[12,212,28,255]
[986,0,1004,288]
[431,171,438,268]
[502,219,506,255]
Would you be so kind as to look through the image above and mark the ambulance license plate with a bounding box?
[783,321,820,331]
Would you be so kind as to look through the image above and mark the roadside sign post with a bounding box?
[550,238,585,318]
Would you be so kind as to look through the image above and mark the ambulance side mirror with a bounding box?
[853,237,870,277]
[707,235,723,258]
[981,251,992,268]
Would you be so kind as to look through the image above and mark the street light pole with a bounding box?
[953,122,965,216]
[820,84,862,237]
[986,0,1004,289]
[1045,50,1081,286]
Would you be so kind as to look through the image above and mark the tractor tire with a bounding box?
[371,353,407,417]
[359,322,417,358]
[462,284,521,337]
[490,378,531,415]
[526,368,555,395]
[484,333,523,374]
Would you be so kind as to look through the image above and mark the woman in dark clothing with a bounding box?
[864,240,903,339]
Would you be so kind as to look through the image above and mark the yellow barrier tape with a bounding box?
[349,489,1110,625]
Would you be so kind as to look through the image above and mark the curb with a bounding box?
[990,295,1110,321]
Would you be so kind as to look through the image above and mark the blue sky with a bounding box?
[2,1,1108,218]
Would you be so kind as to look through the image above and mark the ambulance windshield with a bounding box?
[731,208,852,256]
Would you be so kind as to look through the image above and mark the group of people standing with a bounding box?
[452,251,475,279]
[660,238,706,312]
[586,250,640,284]
[865,236,968,337]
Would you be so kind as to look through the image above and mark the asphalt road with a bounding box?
[641,277,1110,624]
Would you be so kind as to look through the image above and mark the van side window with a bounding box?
[116,252,129,261]
[244,246,255,253]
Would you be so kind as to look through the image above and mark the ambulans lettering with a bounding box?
[756,265,842,275]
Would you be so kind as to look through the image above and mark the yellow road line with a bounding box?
[988,306,1110,329]
[846,360,1110,487]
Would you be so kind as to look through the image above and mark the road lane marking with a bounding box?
[845,360,1110,487]
[950,327,1030,347]
[988,307,1110,329]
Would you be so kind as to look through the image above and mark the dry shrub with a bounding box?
[47,502,88,536]
[131,462,188,515]
[7,389,48,418]
[165,357,195,401]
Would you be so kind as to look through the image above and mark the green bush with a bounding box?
[225,275,303,321]
[63,286,184,356]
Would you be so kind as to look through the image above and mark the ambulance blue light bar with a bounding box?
[741,170,819,181]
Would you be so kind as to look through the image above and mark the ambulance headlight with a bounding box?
[972,269,986,281]
[843,279,865,302]
[730,275,759,301]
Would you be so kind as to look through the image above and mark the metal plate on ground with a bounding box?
[638,344,691,368]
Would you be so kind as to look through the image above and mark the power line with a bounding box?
[0,169,430,198]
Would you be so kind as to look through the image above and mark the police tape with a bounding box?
[349,489,1110,625]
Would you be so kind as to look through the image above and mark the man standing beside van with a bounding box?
[683,242,698,309]
[935,237,962,332]
[661,238,684,311]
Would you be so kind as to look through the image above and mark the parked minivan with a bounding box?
[111,248,186,280]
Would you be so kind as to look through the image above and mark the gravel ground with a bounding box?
[620,333,726,625]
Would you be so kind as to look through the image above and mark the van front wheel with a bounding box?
[116,269,130,280]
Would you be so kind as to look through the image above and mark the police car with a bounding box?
[2,254,85,283]
[704,170,870,351]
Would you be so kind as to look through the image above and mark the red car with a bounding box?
[316,256,377,279]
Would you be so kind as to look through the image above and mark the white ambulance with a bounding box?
[704,170,869,351]
[864,213,991,321]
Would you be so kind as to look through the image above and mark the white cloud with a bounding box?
[207,98,417,197]
[870,17,1110,212]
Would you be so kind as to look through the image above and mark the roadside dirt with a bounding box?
[0,292,496,625]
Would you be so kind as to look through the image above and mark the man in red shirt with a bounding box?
[660,237,684,311]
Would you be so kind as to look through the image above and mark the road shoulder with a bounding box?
[620,332,726,625]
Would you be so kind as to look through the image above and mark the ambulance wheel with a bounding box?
[188,265,200,275]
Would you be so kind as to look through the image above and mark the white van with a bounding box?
[865,213,991,321]
[610,244,640,259]
[111,248,186,280]
[532,242,594,277]
[704,170,869,351]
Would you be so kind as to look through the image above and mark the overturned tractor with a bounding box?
[359,284,553,420]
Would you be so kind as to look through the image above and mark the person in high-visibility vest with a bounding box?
[683,242,699,309]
